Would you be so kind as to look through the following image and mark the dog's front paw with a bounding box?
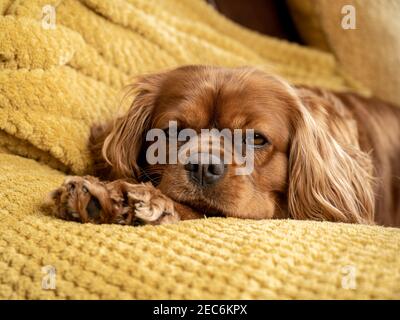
[48,178,179,226]
[47,176,112,223]
[125,183,179,225]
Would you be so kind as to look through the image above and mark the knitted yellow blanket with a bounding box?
[0,0,398,299]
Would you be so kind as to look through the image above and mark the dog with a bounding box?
[48,65,400,227]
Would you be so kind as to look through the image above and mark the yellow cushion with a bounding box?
[0,0,398,299]
[287,0,400,107]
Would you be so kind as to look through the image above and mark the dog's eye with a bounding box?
[244,133,269,148]
[162,127,181,138]
[162,128,170,138]
[163,127,188,142]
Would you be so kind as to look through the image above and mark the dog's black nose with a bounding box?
[184,161,226,186]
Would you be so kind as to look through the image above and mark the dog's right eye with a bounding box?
[162,128,170,138]
[162,127,183,138]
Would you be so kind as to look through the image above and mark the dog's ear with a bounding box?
[101,72,166,180]
[288,89,375,224]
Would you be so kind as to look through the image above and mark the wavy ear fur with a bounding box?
[98,72,166,180]
[288,88,375,224]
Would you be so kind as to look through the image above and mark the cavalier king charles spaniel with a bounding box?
[49,66,400,227]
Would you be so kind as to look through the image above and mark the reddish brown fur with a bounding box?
[50,66,400,227]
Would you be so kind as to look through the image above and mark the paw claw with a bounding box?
[71,212,80,218]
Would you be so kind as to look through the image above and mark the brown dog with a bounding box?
[49,66,400,227]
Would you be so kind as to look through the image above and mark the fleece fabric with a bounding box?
[0,0,398,299]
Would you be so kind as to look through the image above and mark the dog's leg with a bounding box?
[47,176,201,225]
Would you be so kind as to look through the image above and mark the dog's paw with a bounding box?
[124,183,179,226]
[48,178,179,226]
[47,176,112,223]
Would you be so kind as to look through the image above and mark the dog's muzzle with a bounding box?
[184,152,226,187]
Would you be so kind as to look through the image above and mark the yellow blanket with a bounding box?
[0,0,398,299]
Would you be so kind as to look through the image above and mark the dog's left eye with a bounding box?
[244,133,269,148]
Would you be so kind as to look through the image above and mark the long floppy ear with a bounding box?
[288,89,375,224]
[101,72,166,180]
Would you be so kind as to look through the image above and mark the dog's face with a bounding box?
[144,66,293,219]
[101,65,375,223]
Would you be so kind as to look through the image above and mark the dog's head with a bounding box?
[98,65,374,223]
